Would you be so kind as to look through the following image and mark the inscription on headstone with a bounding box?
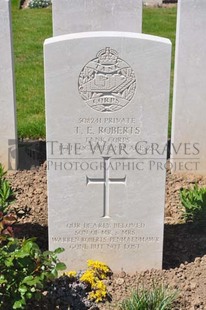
[0,0,17,170]
[45,32,171,273]
[52,0,142,36]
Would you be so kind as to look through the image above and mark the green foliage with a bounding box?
[0,164,15,215]
[0,238,66,309]
[0,164,16,242]
[0,165,66,308]
[0,165,6,179]
[0,179,15,213]
[120,284,177,310]
[180,184,206,223]
[28,0,52,9]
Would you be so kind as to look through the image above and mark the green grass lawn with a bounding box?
[143,7,177,135]
[12,0,52,138]
[11,0,177,138]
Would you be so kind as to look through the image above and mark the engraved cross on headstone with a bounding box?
[86,157,126,218]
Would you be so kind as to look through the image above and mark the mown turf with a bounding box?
[12,0,52,138]
[143,6,177,136]
[11,1,177,138]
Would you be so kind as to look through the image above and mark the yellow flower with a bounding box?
[78,260,111,303]
[88,281,107,302]
[65,270,77,277]
[87,259,110,277]
[95,280,107,291]
[80,269,97,287]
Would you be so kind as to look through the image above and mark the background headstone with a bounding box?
[52,0,142,36]
[44,32,171,273]
[0,0,17,170]
[171,0,206,174]
[143,0,163,6]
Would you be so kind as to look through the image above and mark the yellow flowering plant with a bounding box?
[65,259,111,303]
[87,259,111,278]
[80,259,111,302]
[65,270,77,278]
[88,279,107,302]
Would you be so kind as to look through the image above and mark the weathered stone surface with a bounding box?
[0,0,17,170]
[52,0,142,36]
[44,32,171,273]
[171,0,206,174]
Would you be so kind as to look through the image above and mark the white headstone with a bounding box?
[44,32,171,273]
[171,0,206,174]
[0,0,17,170]
[52,0,142,36]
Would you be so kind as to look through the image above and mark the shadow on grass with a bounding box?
[163,222,206,269]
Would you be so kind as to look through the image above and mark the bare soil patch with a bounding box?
[7,164,206,309]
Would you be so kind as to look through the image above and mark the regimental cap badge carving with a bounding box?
[78,47,136,113]
[97,47,118,65]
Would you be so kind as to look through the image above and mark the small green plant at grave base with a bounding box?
[28,0,52,8]
[0,164,15,215]
[0,164,6,180]
[120,284,177,310]
[0,164,16,242]
[180,184,206,223]
[0,238,66,309]
[47,260,112,309]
